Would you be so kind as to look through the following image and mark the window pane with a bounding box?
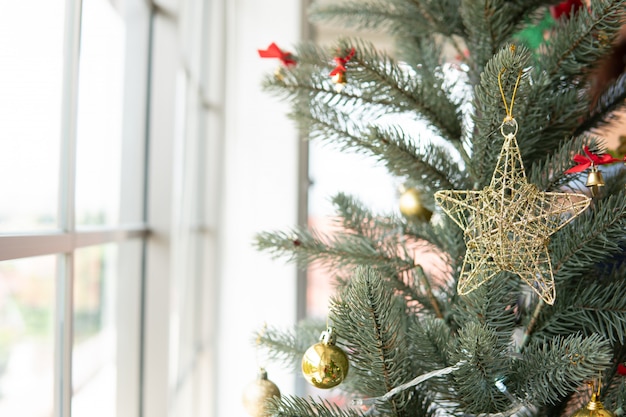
[0,2,64,232]
[75,0,125,227]
[72,244,117,417]
[0,256,56,417]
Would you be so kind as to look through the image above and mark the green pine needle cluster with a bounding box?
[254,0,626,416]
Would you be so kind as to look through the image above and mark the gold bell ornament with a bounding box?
[585,164,605,197]
[301,327,349,389]
[330,47,355,93]
[570,382,615,417]
[242,368,281,417]
[331,71,347,92]
[399,187,433,221]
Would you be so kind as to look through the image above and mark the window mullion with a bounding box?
[56,0,83,416]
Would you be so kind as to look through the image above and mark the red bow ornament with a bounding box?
[564,146,619,174]
[550,0,584,20]
[258,42,296,67]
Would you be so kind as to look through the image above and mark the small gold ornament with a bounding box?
[242,368,281,417]
[331,72,347,92]
[274,66,285,81]
[585,164,605,197]
[399,187,433,221]
[301,327,349,389]
[571,382,615,417]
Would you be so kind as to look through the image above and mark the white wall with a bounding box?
[215,0,304,416]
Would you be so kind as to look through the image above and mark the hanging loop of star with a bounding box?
[434,56,591,305]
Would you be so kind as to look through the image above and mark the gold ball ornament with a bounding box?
[242,369,281,417]
[301,327,349,389]
[399,188,433,221]
[570,392,615,417]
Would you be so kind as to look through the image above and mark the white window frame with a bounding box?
[0,0,308,416]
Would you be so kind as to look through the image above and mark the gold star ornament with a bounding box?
[434,120,591,305]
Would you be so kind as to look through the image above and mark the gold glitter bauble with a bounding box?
[242,369,280,417]
[399,188,433,221]
[301,327,349,389]
[571,393,615,417]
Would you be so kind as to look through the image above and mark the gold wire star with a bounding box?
[434,120,591,305]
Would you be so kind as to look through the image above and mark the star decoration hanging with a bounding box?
[434,121,591,305]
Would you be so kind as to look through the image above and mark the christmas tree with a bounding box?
[253,1,626,416]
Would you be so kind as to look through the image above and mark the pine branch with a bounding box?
[404,215,464,262]
[368,126,469,191]
[577,72,626,135]
[405,317,455,397]
[331,193,456,264]
[451,276,519,347]
[540,0,626,80]
[528,135,605,191]
[266,39,465,146]
[459,0,539,77]
[268,396,365,417]
[291,102,468,195]
[602,377,626,413]
[515,84,588,167]
[511,333,612,405]
[472,44,532,187]
[535,280,626,345]
[254,227,417,276]
[331,267,415,414]
[331,193,400,238]
[309,0,466,39]
[346,39,464,143]
[449,322,512,414]
[292,102,378,152]
[551,191,626,282]
[256,321,325,369]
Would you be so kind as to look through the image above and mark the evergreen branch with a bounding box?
[309,0,466,39]
[256,321,325,369]
[293,102,469,198]
[576,72,626,136]
[472,45,532,187]
[511,333,612,405]
[535,280,626,345]
[515,85,588,167]
[254,228,417,275]
[459,0,537,76]
[449,322,512,414]
[331,193,400,238]
[292,102,378,153]
[404,215,463,261]
[551,191,626,282]
[541,0,626,80]
[330,193,453,261]
[602,376,626,413]
[268,396,365,417]
[331,267,414,414]
[345,39,463,143]
[369,126,469,191]
[415,265,444,319]
[451,276,519,348]
[266,39,464,145]
[295,104,460,193]
[528,135,604,191]
[406,317,455,397]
